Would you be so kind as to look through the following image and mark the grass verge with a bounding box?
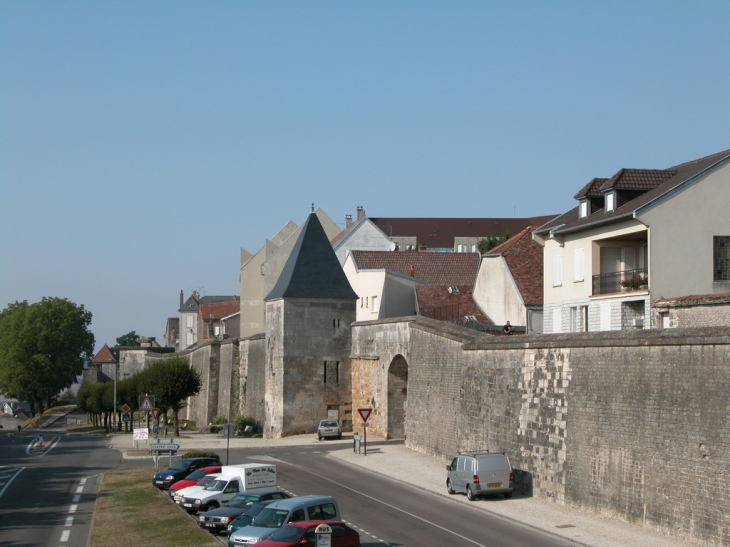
[88,467,220,547]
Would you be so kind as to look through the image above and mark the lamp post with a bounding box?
[113,361,117,432]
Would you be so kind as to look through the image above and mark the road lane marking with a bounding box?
[65,516,74,526]
[0,467,24,498]
[285,463,489,547]
[73,494,80,502]
[69,504,77,513]
[80,478,87,485]
[76,486,83,493]
[60,530,70,542]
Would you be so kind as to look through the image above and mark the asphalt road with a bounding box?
[0,431,577,547]
[226,445,579,547]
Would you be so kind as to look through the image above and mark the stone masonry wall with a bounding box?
[239,335,266,428]
[351,319,730,546]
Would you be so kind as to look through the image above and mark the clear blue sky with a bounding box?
[1,1,728,352]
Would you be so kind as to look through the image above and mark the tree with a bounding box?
[139,356,201,437]
[0,298,94,415]
[111,330,140,359]
[477,233,512,254]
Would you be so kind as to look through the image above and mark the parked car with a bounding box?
[317,419,341,440]
[198,491,293,534]
[226,500,278,536]
[169,466,222,497]
[446,452,514,500]
[152,456,221,489]
[254,521,361,547]
[173,473,221,504]
[228,495,340,546]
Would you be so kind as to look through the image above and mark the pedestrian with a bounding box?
[503,321,513,335]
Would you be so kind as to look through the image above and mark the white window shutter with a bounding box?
[574,248,584,281]
[553,255,563,286]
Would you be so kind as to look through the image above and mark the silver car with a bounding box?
[446,452,514,500]
[317,419,341,440]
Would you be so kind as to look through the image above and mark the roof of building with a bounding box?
[179,293,239,313]
[350,250,480,286]
[538,148,730,236]
[200,301,241,321]
[655,292,730,307]
[266,212,358,300]
[368,216,559,250]
[416,285,492,324]
[486,227,544,305]
[91,344,117,364]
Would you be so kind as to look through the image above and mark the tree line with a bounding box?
[77,355,201,437]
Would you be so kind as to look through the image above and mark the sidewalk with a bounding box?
[106,431,698,547]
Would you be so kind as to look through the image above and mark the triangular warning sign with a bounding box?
[151,408,160,421]
[140,396,154,411]
[358,408,372,422]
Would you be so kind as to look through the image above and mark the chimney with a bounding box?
[180,290,184,308]
[409,264,415,277]
[357,206,365,221]
[345,214,352,228]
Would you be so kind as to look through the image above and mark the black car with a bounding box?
[198,492,292,534]
[224,500,278,536]
[152,457,221,489]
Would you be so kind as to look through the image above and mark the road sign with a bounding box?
[133,428,148,440]
[139,396,155,411]
[121,403,131,413]
[357,408,372,422]
[151,408,160,421]
[315,524,332,547]
[152,424,159,435]
[150,443,179,451]
[122,412,131,422]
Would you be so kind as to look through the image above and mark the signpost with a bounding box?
[315,523,332,547]
[150,438,179,468]
[357,408,372,456]
[133,427,148,449]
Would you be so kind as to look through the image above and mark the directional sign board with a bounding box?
[357,408,372,422]
[150,443,179,451]
[139,396,155,411]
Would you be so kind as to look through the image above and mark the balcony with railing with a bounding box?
[592,268,648,296]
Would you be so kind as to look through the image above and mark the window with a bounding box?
[553,255,563,286]
[660,311,671,328]
[289,509,306,522]
[471,244,477,252]
[714,236,730,281]
[579,200,588,218]
[605,191,615,212]
[372,296,379,313]
[457,244,467,252]
[574,248,584,282]
[186,316,193,328]
[186,332,193,345]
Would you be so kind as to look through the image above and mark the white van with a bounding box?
[446,452,514,500]
[182,464,278,513]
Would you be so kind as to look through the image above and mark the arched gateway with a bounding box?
[387,354,408,439]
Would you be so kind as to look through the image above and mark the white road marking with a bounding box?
[76,486,83,493]
[65,516,74,526]
[0,467,24,498]
[69,504,77,513]
[80,478,87,485]
[73,495,80,503]
[60,530,70,542]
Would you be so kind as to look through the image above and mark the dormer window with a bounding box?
[605,191,615,212]
[579,200,588,219]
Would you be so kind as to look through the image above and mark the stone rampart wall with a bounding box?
[351,319,730,545]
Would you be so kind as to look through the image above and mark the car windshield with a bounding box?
[252,508,290,528]
[226,495,259,508]
[185,469,208,480]
[204,480,227,492]
[320,421,338,428]
[169,460,192,471]
[269,525,306,542]
[197,476,216,486]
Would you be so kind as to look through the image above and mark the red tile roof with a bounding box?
[91,344,117,364]
[200,301,240,321]
[369,216,558,250]
[487,227,544,305]
[350,250,480,285]
[417,285,492,324]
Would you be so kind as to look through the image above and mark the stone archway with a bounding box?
[387,354,408,439]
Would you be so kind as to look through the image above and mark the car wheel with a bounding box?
[466,485,475,501]
[447,479,455,495]
[504,492,513,499]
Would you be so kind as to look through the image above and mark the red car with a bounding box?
[169,466,221,497]
[255,521,361,547]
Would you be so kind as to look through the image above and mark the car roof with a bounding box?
[284,520,348,529]
[264,495,335,510]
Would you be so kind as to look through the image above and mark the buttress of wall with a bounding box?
[186,345,215,427]
[216,341,237,420]
[351,357,386,437]
[239,336,266,428]
[264,301,285,437]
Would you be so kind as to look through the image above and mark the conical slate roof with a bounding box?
[265,212,358,301]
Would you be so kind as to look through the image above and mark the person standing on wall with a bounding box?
[503,321,513,335]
